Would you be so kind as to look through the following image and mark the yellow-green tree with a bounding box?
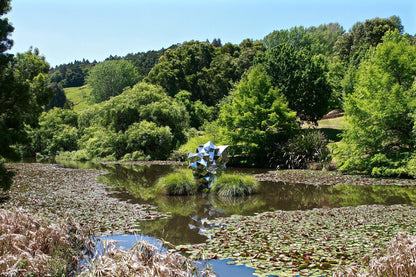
[218,65,298,167]
[334,31,416,177]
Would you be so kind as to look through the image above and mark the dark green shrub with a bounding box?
[211,174,259,197]
[284,129,330,169]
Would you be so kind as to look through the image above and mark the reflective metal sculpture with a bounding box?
[187,141,229,190]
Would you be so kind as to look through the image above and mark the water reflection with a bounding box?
[93,163,416,245]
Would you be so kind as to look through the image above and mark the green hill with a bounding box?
[64,85,91,111]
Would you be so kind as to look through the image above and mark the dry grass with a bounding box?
[334,232,416,277]
[80,239,214,277]
[0,208,93,277]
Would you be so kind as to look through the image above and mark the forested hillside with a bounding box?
[13,15,416,176]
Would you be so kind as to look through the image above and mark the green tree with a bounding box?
[86,60,140,103]
[146,40,264,107]
[0,1,52,192]
[334,31,416,177]
[261,43,332,123]
[218,65,298,167]
[26,108,79,156]
[263,24,344,57]
[45,82,67,110]
[334,16,403,63]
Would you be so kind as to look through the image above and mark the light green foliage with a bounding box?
[76,126,119,160]
[26,108,79,156]
[155,169,197,196]
[334,32,416,176]
[125,121,173,160]
[86,59,140,103]
[334,16,403,63]
[263,23,344,57]
[218,64,298,166]
[211,174,259,197]
[58,82,189,161]
[79,82,188,144]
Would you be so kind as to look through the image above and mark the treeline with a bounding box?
[3,2,416,184]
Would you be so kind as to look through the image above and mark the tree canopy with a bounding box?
[334,31,416,177]
[0,1,52,192]
[218,65,298,167]
[261,43,332,123]
[86,59,140,103]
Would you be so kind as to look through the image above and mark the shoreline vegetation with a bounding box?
[2,162,416,276]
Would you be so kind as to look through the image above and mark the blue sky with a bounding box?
[7,0,416,66]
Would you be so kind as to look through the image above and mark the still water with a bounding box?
[60,161,416,276]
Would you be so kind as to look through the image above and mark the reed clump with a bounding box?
[211,173,259,197]
[0,208,93,276]
[79,239,214,277]
[334,232,416,277]
[155,169,197,196]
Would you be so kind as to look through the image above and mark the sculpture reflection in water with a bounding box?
[187,141,229,191]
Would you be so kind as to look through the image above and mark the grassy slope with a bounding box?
[317,116,345,129]
[64,85,91,111]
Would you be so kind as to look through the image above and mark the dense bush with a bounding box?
[25,108,79,156]
[125,121,173,160]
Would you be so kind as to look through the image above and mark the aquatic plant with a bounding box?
[2,163,165,235]
[0,208,93,276]
[178,204,416,276]
[334,232,416,277]
[155,169,197,196]
[211,174,259,197]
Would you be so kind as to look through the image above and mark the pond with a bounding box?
[58,161,416,276]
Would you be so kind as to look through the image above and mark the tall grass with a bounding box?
[0,208,93,276]
[211,174,259,197]
[155,169,197,196]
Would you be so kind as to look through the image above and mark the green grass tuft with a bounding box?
[211,173,259,197]
[155,169,197,196]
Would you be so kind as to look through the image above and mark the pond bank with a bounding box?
[255,169,416,186]
[1,163,166,235]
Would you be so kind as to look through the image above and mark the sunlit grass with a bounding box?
[155,169,197,196]
[317,116,345,129]
[211,173,259,197]
[64,85,91,111]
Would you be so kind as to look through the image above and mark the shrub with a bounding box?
[155,169,197,196]
[211,174,259,197]
[284,129,330,169]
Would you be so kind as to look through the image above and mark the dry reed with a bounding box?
[79,239,215,277]
[0,208,92,277]
[333,232,416,277]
